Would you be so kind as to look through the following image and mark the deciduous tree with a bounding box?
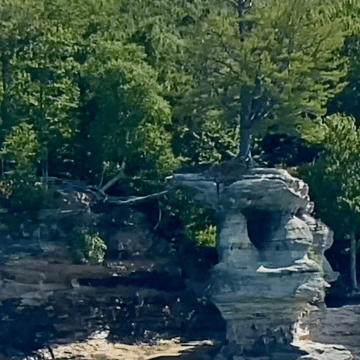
[300,114,360,291]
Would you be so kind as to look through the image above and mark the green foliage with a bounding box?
[2,0,360,271]
[0,179,12,197]
[137,122,182,175]
[172,111,240,165]
[0,0,184,191]
[177,0,350,158]
[0,0,353,189]
[324,0,360,121]
[299,114,360,233]
[83,40,179,177]
[328,34,360,124]
[0,123,39,181]
[68,227,107,264]
[0,123,58,211]
[160,190,217,247]
[299,113,360,289]
[193,224,217,247]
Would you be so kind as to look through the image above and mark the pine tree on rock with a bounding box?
[177,0,353,161]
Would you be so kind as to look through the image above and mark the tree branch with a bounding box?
[100,160,126,192]
[105,190,168,205]
[87,183,168,206]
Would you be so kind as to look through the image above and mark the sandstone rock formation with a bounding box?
[0,190,225,359]
[167,167,345,360]
[297,304,360,360]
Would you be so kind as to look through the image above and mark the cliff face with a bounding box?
[0,189,225,359]
[168,167,351,360]
[0,168,356,359]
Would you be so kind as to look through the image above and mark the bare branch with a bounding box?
[101,160,126,192]
[105,190,168,205]
[225,149,237,157]
[153,200,162,230]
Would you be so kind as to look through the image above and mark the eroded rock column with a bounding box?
[167,168,339,360]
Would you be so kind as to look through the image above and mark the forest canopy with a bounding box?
[1,0,359,184]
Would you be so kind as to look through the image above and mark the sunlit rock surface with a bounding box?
[299,304,360,360]
[168,167,344,360]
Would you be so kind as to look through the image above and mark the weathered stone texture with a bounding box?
[0,190,225,359]
[168,167,343,359]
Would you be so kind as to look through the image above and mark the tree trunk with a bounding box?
[44,155,49,191]
[239,123,252,159]
[237,0,253,37]
[237,85,253,159]
[1,49,9,134]
[350,229,358,291]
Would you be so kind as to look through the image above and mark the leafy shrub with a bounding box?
[68,228,107,264]
[0,179,13,198]
[0,123,51,211]
[159,191,217,247]
[0,123,39,183]
[193,224,217,247]
[181,197,217,247]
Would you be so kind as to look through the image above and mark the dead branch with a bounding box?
[100,160,126,193]
[105,190,168,205]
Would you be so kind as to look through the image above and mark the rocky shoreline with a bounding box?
[0,170,359,359]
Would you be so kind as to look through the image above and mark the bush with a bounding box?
[159,191,217,247]
[67,228,107,264]
[0,123,39,183]
[193,224,217,247]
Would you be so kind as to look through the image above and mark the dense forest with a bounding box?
[2,0,360,290]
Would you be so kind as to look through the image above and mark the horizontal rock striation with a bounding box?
[168,167,345,360]
[0,190,225,359]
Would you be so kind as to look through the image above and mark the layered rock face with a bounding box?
[0,189,225,359]
[168,167,345,360]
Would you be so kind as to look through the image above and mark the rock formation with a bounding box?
[0,170,356,359]
[167,167,350,360]
[0,189,225,359]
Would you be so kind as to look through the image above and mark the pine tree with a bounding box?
[177,0,352,159]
